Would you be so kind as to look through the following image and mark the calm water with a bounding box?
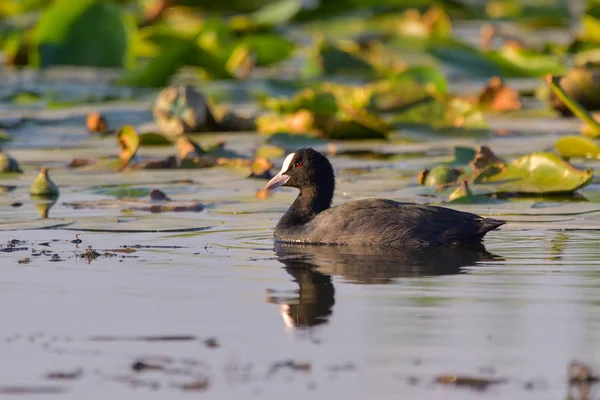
[2,191,600,399]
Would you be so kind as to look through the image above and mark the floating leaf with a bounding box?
[177,137,218,169]
[249,157,274,179]
[474,152,593,194]
[448,180,473,202]
[153,85,219,138]
[445,147,477,166]
[30,168,59,198]
[139,132,172,146]
[256,144,285,159]
[86,112,109,134]
[117,125,140,170]
[555,136,600,159]
[478,76,521,112]
[0,150,22,173]
[32,0,133,68]
[418,166,462,186]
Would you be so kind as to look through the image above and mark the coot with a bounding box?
[264,148,505,248]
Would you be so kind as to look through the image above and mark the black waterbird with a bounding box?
[264,148,505,248]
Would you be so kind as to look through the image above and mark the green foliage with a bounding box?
[31,0,134,68]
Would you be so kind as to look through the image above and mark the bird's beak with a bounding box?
[264,173,290,191]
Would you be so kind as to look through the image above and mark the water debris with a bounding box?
[477,76,521,112]
[68,158,97,168]
[108,248,136,254]
[150,189,172,201]
[89,335,197,342]
[0,386,66,395]
[18,257,31,264]
[78,247,101,263]
[569,360,600,384]
[45,368,83,380]
[176,377,210,391]
[86,112,109,134]
[49,254,62,262]
[268,360,311,376]
[30,168,59,198]
[131,360,165,373]
[435,374,507,391]
[10,202,23,207]
[203,337,219,349]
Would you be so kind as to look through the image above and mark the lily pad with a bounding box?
[32,0,133,68]
[555,136,600,159]
[474,152,593,194]
[139,132,172,146]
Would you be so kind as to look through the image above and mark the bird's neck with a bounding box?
[278,186,333,227]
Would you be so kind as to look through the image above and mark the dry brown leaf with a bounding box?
[478,77,521,112]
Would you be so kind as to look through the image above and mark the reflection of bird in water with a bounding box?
[268,243,503,329]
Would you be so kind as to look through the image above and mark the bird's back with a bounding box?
[274,199,504,248]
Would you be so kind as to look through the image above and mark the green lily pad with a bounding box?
[419,166,462,186]
[445,147,477,166]
[139,132,173,146]
[32,0,133,68]
[474,152,593,194]
[555,136,600,159]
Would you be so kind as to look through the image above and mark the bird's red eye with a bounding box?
[295,162,303,168]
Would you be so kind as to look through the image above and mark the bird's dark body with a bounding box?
[265,148,505,248]
[275,198,504,248]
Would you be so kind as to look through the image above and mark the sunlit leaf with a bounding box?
[474,152,593,194]
[555,136,600,159]
[139,132,172,146]
[117,125,140,170]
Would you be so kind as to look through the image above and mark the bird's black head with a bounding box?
[264,148,335,194]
